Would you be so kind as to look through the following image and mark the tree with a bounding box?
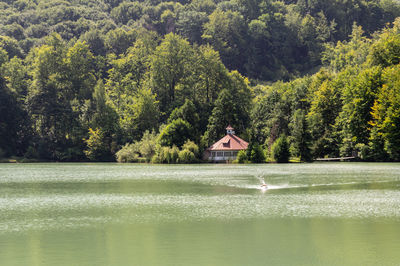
[338,66,382,156]
[176,9,208,43]
[27,34,96,160]
[271,135,290,163]
[202,10,247,72]
[178,149,196,163]
[203,89,236,146]
[203,71,251,146]
[369,18,400,68]
[63,40,96,102]
[27,34,69,159]
[322,24,370,72]
[370,65,400,160]
[80,29,106,56]
[91,80,120,156]
[138,130,158,161]
[158,118,193,147]
[2,56,28,103]
[236,150,247,163]
[104,28,137,56]
[84,128,111,161]
[249,143,265,163]
[168,99,200,135]
[115,143,139,163]
[0,72,26,156]
[182,140,199,157]
[307,71,344,158]
[150,33,195,115]
[0,36,23,58]
[290,109,311,161]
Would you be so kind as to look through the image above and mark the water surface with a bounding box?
[0,163,399,265]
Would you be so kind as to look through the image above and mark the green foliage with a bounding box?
[115,130,158,163]
[203,71,251,146]
[369,19,400,68]
[168,99,200,133]
[178,149,196,163]
[182,140,199,157]
[249,143,265,163]
[115,143,139,163]
[158,118,193,147]
[2,0,400,162]
[0,72,25,156]
[370,65,400,160]
[290,109,311,162]
[271,135,290,163]
[150,33,194,114]
[0,0,398,80]
[138,131,158,161]
[236,150,247,164]
[84,128,112,161]
[152,146,179,164]
[322,24,370,72]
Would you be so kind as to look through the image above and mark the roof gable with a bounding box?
[208,134,248,151]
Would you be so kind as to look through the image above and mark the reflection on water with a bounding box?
[0,163,400,265]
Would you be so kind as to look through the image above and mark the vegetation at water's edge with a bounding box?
[2,0,400,163]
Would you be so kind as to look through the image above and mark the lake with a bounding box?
[0,163,400,265]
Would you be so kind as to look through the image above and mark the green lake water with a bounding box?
[0,163,400,265]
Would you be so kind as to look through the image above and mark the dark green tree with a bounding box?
[158,118,193,147]
[271,135,290,163]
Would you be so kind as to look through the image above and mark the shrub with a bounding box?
[178,149,196,163]
[158,118,193,147]
[236,150,248,163]
[138,130,157,161]
[169,146,179,163]
[152,145,179,163]
[355,143,371,161]
[250,143,265,163]
[271,135,290,163]
[182,140,199,157]
[116,143,139,163]
[84,128,112,161]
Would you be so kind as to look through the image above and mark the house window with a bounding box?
[224,151,232,157]
[211,152,216,157]
[217,151,223,157]
[233,151,238,156]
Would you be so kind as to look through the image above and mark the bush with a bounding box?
[158,119,193,147]
[271,135,290,163]
[249,143,265,163]
[138,130,157,161]
[182,140,199,157]
[152,146,179,163]
[178,149,196,163]
[116,143,139,163]
[355,143,371,161]
[168,146,179,163]
[236,150,248,163]
[84,128,112,161]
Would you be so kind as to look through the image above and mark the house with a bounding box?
[204,125,249,162]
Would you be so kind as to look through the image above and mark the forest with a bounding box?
[1,0,400,162]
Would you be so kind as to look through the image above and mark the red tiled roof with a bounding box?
[226,125,234,130]
[207,134,249,151]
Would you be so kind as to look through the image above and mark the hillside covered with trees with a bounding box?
[1,0,400,162]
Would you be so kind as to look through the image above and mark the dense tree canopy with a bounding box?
[2,0,400,162]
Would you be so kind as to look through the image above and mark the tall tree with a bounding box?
[150,33,194,115]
